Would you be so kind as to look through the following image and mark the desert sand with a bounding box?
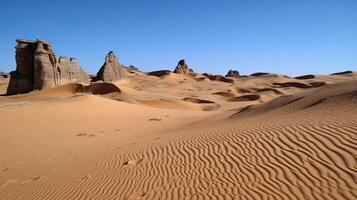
[0,71,356,199]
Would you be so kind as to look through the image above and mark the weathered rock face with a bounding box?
[93,51,126,82]
[226,70,240,78]
[57,57,89,85]
[32,40,58,90]
[173,59,192,75]
[7,39,89,95]
[7,40,35,94]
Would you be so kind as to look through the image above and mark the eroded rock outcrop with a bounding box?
[147,70,171,77]
[93,51,126,82]
[331,71,353,75]
[7,39,89,95]
[173,59,192,75]
[57,57,89,85]
[202,73,235,84]
[250,72,270,76]
[295,74,315,80]
[226,70,240,78]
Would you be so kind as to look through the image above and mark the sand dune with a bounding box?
[0,72,356,199]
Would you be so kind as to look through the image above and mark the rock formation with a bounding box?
[93,51,126,82]
[147,70,171,77]
[57,57,89,85]
[331,71,353,75]
[250,72,270,76]
[226,70,240,78]
[295,74,315,80]
[7,40,35,94]
[173,59,192,75]
[7,39,89,95]
[126,65,139,72]
[202,73,235,84]
[207,75,235,84]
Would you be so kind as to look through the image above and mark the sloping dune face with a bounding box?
[74,81,356,199]
[1,80,356,199]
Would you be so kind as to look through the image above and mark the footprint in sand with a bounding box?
[149,118,162,121]
[76,133,95,137]
[2,167,10,172]
[123,158,143,168]
[21,176,44,184]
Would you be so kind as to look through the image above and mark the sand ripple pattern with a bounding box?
[1,82,357,200]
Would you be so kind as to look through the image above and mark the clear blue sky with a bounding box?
[0,0,356,76]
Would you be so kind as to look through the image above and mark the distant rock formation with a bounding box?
[173,59,192,75]
[93,51,126,82]
[7,39,89,95]
[226,70,240,78]
[295,74,315,80]
[331,71,353,75]
[126,65,139,72]
[147,70,171,77]
[250,72,270,76]
[202,73,235,84]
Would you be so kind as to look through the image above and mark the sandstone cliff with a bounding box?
[7,39,89,95]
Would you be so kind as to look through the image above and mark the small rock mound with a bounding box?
[202,73,234,84]
[173,59,192,75]
[88,82,121,95]
[310,81,326,88]
[331,71,353,75]
[78,82,121,95]
[226,70,240,78]
[147,70,171,77]
[250,72,270,76]
[295,74,315,80]
[93,51,126,82]
[126,65,139,71]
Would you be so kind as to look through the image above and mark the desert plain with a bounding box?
[0,64,356,199]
